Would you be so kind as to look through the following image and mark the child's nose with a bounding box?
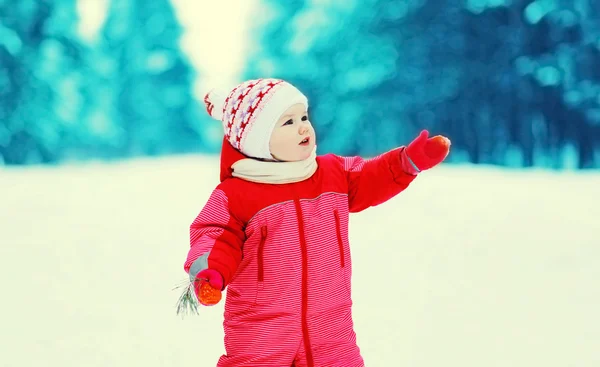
[299,124,309,134]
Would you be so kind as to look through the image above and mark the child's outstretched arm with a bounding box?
[183,187,245,294]
[340,129,450,212]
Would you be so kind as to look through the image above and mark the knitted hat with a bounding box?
[203,78,308,160]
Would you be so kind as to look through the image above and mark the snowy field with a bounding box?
[1,155,599,366]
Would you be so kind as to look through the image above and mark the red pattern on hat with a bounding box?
[221,79,283,151]
[203,92,214,117]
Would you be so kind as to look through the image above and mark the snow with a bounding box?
[1,156,599,366]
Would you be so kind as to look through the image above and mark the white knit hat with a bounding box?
[203,78,308,160]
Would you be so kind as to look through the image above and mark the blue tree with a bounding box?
[517,0,600,168]
[243,0,457,157]
[244,0,600,168]
[0,0,84,164]
[100,0,206,158]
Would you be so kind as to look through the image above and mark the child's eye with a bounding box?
[301,115,308,121]
[283,119,293,126]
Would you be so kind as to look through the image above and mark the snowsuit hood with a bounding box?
[219,137,248,182]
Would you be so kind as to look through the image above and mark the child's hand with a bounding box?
[194,269,224,306]
[402,130,451,174]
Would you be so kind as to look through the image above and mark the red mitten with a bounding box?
[194,269,224,306]
[401,130,451,174]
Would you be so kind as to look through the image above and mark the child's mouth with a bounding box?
[299,137,310,146]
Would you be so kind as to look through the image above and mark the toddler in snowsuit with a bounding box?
[183,78,450,366]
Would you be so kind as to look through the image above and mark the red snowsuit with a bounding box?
[184,139,417,366]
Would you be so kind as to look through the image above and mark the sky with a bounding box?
[1,156,599,366]
[76,0,258,96]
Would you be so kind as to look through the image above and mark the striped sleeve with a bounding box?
[339,147,418,213]
[184,188,245,287]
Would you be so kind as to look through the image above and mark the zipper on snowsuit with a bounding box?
[257,226,267,282]
[293,198,314,367]
[333,209,345,268]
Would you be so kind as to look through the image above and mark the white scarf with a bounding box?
[231,147,318,184]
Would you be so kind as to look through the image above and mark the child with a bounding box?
[182,78,450,367]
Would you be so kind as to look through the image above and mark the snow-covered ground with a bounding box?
[1,156,599,366]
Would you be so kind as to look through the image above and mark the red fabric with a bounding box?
[218,137,248,182]
[405,129,451,172]
[194,269,224,306]
[184,139,420,366]
[195,268,224,290]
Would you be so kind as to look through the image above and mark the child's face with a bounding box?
[269,103,316,161]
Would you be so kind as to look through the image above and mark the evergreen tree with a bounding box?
[243,0,461,157]
[519,0,600,168]
[0,0,84,164]
[244,0,600,168]
[100,0,206,158]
